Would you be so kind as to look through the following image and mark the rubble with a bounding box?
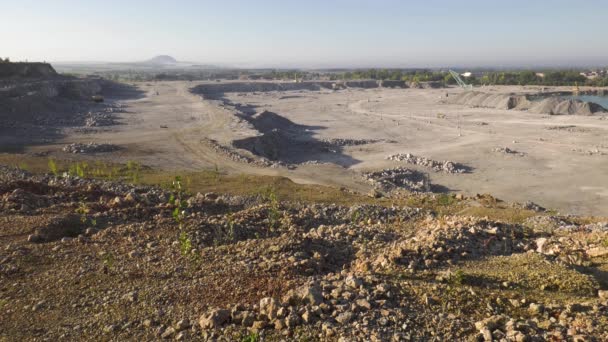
[387,153,469,173]
[1,165,608,341]
[493,146,526,156]
[363,167,431,192]
[201,138,281,168]
[62,142,121,154]
[321,138,380,147]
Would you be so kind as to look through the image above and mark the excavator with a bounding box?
[449,70,473,90]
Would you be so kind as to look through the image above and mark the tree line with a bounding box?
[270,68,608,87]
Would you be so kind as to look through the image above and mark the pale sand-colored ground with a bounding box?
[57,81,608,216]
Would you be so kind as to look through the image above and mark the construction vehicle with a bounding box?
[449,70,473,90]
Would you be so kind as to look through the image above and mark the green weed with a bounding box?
[48,158,58,176]
[241,332,259,342]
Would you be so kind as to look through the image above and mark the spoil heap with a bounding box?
[363,167,431,192]
[387,153,469,173]
[450,91,606,115]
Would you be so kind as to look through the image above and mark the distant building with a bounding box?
[580,71,599,80]
[461,72,472,78]
[535,73,545,78]
[579,69,607,80]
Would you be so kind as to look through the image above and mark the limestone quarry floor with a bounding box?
[28,81,608,216]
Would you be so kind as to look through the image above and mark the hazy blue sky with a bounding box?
[3,0,608,68]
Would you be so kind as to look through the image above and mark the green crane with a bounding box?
[449,70,472,90]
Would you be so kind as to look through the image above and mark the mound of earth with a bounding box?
[363,167,431,192]
[529,97,606,115]
[450,91,606,115]
[1,165,608,340]
[449,91,532,110]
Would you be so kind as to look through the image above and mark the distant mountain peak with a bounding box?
[145,55,178,65]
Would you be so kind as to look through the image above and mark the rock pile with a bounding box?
[85,111,115,127]
[321,138,380,147]
[380,216,531,270]
[571,147,606,156]
[493,147,525,156]
[387,153,468,173]
[363,167,431,192]
[62,142,121,154]
[201,138,287,168]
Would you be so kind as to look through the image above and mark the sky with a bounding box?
[2,0,608,68]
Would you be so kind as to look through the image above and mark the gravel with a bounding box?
[1,166,607,341]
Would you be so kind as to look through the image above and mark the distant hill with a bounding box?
[144,55,178,65]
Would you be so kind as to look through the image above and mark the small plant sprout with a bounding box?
[351,210,361,224]
[212,164,221,183]
[178,231,193,256]
[169,176,195,258]
[48,158,58,176]
[226,212,236,242]
[264,186,282,232]
[448,269,466,286]
[101,252,115,274]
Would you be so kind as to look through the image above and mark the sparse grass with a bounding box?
[240,332,259,342]
[126,160,141,183]
[459,206,538,224]
[460,253,599,297]
[436,193,457,206]
[140,169,396,206]
[48,158,58,176]
[1,153,586,225]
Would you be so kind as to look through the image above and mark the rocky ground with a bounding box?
[1,165,608,341]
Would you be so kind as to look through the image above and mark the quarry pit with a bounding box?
[6,80,608,216]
